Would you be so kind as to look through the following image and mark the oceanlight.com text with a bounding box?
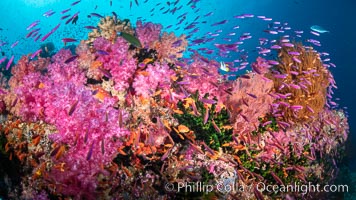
[165,181,349,195]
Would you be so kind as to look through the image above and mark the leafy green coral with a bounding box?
[173,91,232,150]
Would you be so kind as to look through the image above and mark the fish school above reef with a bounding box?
[0,2,350,200]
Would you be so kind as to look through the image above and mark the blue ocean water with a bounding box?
[0,0,355,198]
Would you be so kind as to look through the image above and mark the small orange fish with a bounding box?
[93,87,111,101]
[90,60,102,69]
[122,166,132,177]
[118,110,123,128]
[117,146,127,155]
[137,71,150,76]
[32,135,41,146]
[178,124,190,133]
[38,82,45,89]
[55,145,66,160]
[142,58,154,64]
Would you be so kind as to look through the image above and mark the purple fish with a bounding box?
[289,83,301,89]
[101,138,105,154]
[34,34,41,42]
[71,0,81,6]
[43,9,55,17]
[64,55,79,64]
[65,12,80,24]
[264,30,278,35]
[96,49,109,55]
[68,100,79,115]
[61,14,71,20]
[41,23,61,42]
[26,29,36,38]
[310,31,320,36]
[290,105,303,110]
[30,49,42,59]
[0,56,6,65]
[99,68,112,78]
[192,38,205,44]
[201,98,217,104]
[282,43,294,47]
[26,20,40,30]
[84,26,97,30]
[90,13,104,18]
[203,107,209,124]
[288,51,300,56]
[211,120,221,133]
[10,41,19,48]
[86,142,94,160]
[204,11,213,17]
[62,38,77,43]
[246,93,257,98]
[84,128,89,143]
[243,13,254,18]
[268,60,279,65]
[177,81,190,85]
[172,39,182,47]
[263,17,273,21]
[61,8,71,14]
[6,55,14,70]
[270,45,282,49]
[292,56,301,63]
[211,20,228,26]
[273,74,288,79]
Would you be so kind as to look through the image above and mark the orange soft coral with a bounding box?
[268,44,331,123]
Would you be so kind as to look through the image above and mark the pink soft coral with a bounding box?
[136,21,162,49]
[12,48,130,198]
[182,57,232,103]
[94,37,137,91]
[132,63,174,98]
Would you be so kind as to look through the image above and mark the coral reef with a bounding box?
[0,15,349,200]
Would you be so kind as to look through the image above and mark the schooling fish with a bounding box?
[41,23,60,42]
[90,13,104,18]
[61,14,71,20]
[43,9,55,17]
[26,20,40,30]
[84,26,97,30]
[0,56,6,65]
[64,55,79,64]
[10,41,19,48]
[86,142,94,160]
[310,25,329,33]
[71,0,81,6]
[96,49,109,55]
[68,100,79,116]
[60,8,71,14]
[72,15,79,24]
[30,49,42,59]
[62,38,77,45]
[118,32,142,48]
[6,55,14,70]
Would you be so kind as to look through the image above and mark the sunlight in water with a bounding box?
[22,0,59,7]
